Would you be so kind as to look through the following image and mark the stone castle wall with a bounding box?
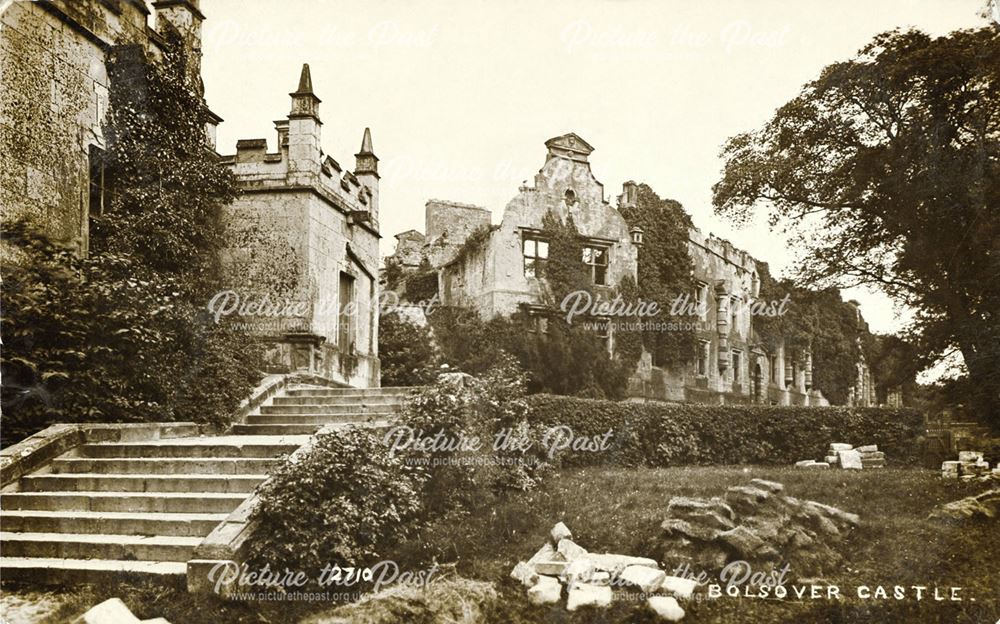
[219,66,382,387]
[0,0,154,251]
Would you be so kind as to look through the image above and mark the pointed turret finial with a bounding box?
[295,63,314,94]
[359,127,374,155]
[355,127,379,177]
[289,62,321,120]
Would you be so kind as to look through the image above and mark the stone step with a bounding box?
[260,404,399,415]
[246,414,390,425]
[1,510,227,537]
[1,491,246,514]
[0,532,200,562]
[49,457,279,475]
[78,441,300,458]
[230,423,321,436]
[285,387,416,397]
[0,557,186,587]
[271,396,405,406]
[19,473,266,493]
[231,421,392,436]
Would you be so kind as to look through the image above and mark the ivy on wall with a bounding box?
[753,264,869,405]
[618,183,698,368]
[0,33,261,445]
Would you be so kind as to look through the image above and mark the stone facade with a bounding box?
[630,222,827,406]
[388,133,833,405]
[0,0,215,254]
[218,65,381,387]
[430,133,641,319]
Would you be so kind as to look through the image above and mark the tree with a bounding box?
[714,27,1000,427]
[378,311,438,386]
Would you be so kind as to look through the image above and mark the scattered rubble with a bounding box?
[509,523,693,620]
[659,479,859,577]
[799,443,885,470]
[941,450,998,482]
[929,489,1000,522]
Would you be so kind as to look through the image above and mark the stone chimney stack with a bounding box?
[355,127,379,229]
[152,0,205,91]
[287,63,322,185]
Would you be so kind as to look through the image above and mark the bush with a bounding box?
[399,356,552,514]
[246,427,428,578]
[1,223,262,445]
[378,311,438,386]
[525,394,925,467]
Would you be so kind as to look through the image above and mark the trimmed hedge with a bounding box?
[526,394,925,467]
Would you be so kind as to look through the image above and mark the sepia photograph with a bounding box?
[0,0,998,622]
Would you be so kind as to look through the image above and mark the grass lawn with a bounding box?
[3,467,997,623]
[400,466,1000,624]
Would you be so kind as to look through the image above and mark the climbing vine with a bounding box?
[618,183,698,368]
[0,34,261,444]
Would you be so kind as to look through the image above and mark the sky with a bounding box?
[198,0,988,349]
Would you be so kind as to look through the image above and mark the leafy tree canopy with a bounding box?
[713,27,1000,425]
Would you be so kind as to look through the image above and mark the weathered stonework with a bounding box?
[218,65,382,387]
[434,133,640,318]
[0,0,213,253]
[387,133,836,406]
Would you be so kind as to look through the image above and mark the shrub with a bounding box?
[525,394,925,467]
[378,311,438,386]
[246,426,428,578]
[399,355,552,513]
[1,223,262,445]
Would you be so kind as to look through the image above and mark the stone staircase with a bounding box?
[0,385,413,587]
[231,386,414,435]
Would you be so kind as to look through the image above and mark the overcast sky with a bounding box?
[199,0,987,347]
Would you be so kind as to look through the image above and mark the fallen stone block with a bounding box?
[551,521,573,543]
[861,459,885,469]
[648,596,685,621]
[794,460,831,469]
[660,575,698,600]
[557,538,588,561]
[824,455,839,465]
[855,444,878,453]
[561,558,595,584]
[930,489,1000,522]
[73,599,141,624]
[804,500,860,527]
[837,450,863,470]
[527,542,556,566]
[958,451,983,462]
[749,479,784,493]
[510,561,539,587]
[667,497,736,520]
[718,525,772,558]
[661,518,723,541]
[858,450,885,458]
[566,583,612,611]
[534,560,567,576]
[619,564,667,594]
[829,443,853,452]
[527,575,562,605]
[589,553,659,574]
